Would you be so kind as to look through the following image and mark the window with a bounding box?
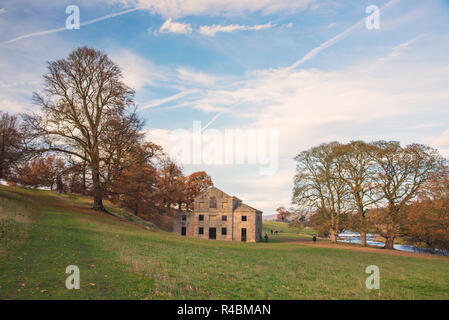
[221,228,227,235]
[199,214,204,221]
[209,196,217,208]
[242,215,247,221]
[199,227,204,235]
[222,215,227,221]
[182,215,186,221]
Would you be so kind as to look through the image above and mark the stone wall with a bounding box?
[174,187,263,242]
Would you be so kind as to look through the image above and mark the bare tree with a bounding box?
[24,47,136,211]
[336,141,381,246]
[369,141,440,249]
[293,142,350,243]
[0,112,25,179]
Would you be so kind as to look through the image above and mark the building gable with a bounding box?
[194,187,235,213]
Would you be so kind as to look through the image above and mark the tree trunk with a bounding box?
[330,229,337,243]
[91,160,105,211]
[56,176,63,194]
[384,236,394,249]
[360,231,367,247]
[93,185,104,211]
[82,164,86,194]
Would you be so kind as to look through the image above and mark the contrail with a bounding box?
[3,7,138,44]
[139,89,199,111]
[287,0,400,70]
[205,0,400,129]
[201,110,228,132]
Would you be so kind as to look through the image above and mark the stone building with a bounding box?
[174,187,263,242]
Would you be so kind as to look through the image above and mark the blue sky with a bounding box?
[1,0,449,214]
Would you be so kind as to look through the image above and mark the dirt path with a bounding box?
[294,240,449,261]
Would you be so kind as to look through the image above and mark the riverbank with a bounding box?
[294,239,449,261]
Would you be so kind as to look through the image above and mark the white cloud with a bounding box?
[434,130,449,149]
[159,18,192,34]
[116,0,313,19]
[199,22,274,36]
[110,49,168,89]
[0,99,26,113]
[378,34,424,62]
[176,67,218,86]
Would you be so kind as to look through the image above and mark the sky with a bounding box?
[1,0,449,215]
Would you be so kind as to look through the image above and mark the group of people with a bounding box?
[264,229,280,242]
[263,228,318,244]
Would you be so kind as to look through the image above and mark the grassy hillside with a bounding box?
[1,186,448,300]
[263,221,316,242]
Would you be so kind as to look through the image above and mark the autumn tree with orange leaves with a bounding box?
[17,155,66,191]
[276,206,292,222]
[185,171,213,211]
[401,163,449,252]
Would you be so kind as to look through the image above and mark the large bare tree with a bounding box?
[336,141,381,246]
[293,142,350,243]
[369,141,440,249]
[24,47,137,211]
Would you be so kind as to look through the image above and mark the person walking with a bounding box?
[264,233,269,242]
[313,235,317,244]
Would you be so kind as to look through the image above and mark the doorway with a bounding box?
[181,227,186,236]
[241,228,247,242]
[209,228,216,239]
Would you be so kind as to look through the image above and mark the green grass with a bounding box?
[1,185,448,299]
[262,221,317,242]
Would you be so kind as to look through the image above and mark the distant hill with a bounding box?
[262,214,278,221]
[263,214,293,222]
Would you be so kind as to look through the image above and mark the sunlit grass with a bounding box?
[0,185,448,300]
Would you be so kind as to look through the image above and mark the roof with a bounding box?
[235,202,263,214]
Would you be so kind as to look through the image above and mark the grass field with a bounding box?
[1,185,448,299]
[262,221,316,242]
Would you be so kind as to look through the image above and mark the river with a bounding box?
[337,233,449,257]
